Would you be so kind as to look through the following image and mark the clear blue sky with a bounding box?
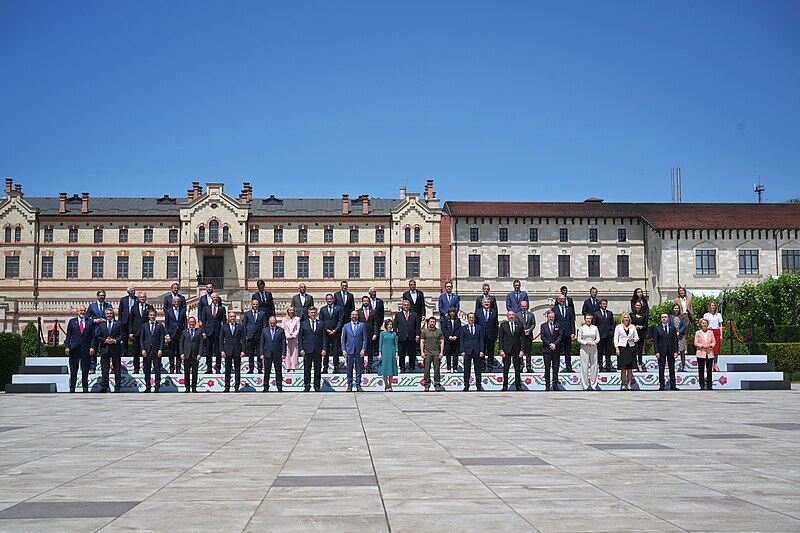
[1,0,798,203]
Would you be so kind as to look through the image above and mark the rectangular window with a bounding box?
[349,256,360,278]
[469,227,479,241]
[298,228,308,243]
[274,228,283,243]
[169,229,179,243]
[349,229,359,243]
[696,250,717,275]
[558,255,571,277]
[142,256,154,278]
[589,228,598,242]
[297,256,309,278]
[738,249,759,275]
[119,228,128,243]
[499,228,508,242]
[498,254,510,277]
[588,255,601,277]
[559,228,569,242]
[44,227,53,243]
[167,256,179,279]
[374,256,386,278]
[529,227,538,242]
[91,256,104,279]
[782,250,800,274]
[468,254,481,277]
[249,227,259,243]
[66,256,79,279]
[375,228,384,243]
[144,228,153,243]
[405,256,420,279]
[323,256,335,278]
[4,256,19,279]
[69,228,78,243]
[247,256,260,279]
[273,256,285,279]
[528,254,540,278]
[324,228,333,243]
[617,255,630,278]
[94,228,103,243]
[116,256,128,279]
[42,256,54,278]
[618,228,627,242]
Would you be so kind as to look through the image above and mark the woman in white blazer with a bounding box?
[614,313,639,391]
[577,314,600,390]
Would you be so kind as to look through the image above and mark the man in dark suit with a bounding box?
[653,312,680,390]
[592,299,616,373]
[197,283,223,316]
[179,316,202,392]
[251,280,275,319]
[163,282,186,311]
[459,312,484,391]
[438,281,460,324]
[498,311,524,391]
[219,311,244,392]
[516,300,536,372]
[201,293,226,373]
[474,283,498,314]
[402,279,426,323]
[260,316,286,392]
[357,296,379,372]
[164,295,187,374]
[290,283,314,322]
[552,294,576,372]
[394,299,420,372]
[65,305,94,392]
[140,308,165,393]
[299,307,325,392]
[320,293,343,373]
[367,287,385,330]
[505,279,529,314]
[334,280,356,320]
[475,298,499,371]
[341,310,368,392]
[540,311,563,391]
[129,292,154,374]
[441,307,461,372]
[554,285,575,312]
[581,287,601,317]
[95,307,124,393]
[117,286,136,362]
[86,289,112,372]
[241,298,265,374]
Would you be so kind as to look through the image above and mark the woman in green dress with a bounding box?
[378,319,399,391]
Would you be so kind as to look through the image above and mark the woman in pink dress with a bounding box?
[693,318,716,390]
[281,306,301,372]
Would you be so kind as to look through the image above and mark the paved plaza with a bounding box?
[1,389,800,532]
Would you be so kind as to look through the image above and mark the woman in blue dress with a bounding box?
[378,319,399,391]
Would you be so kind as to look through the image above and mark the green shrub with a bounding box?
[44,345,66,357]
[760,342,800,379]
[0,332,22,392]
[20,322,40,359]
[753,325,800,343]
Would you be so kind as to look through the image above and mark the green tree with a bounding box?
[20,321,40,359]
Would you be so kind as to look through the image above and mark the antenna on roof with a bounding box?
[754,176,765,204]
[671,167,682,203]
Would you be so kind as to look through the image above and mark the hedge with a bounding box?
[755,343,800,380]
[0,332,22,392]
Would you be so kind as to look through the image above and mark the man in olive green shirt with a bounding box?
[420,317,444,391]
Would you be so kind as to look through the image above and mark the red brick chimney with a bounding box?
[424,179,434,200]
[361,194,369,215]
[4,178,12,194]
[59,193,67,213]
[81,192,89,213]
[342,194,350,215]
[240,182,253,203]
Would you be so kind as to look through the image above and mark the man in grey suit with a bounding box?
[290,283,314,322]
[140,308,165,393]
[474,283,498,314]
[180,317,202,392]
[516,300,536,372]
[241,299,265,374]
[219,311,245,392]
[260,316,286,392]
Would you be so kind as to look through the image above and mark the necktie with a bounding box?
[663,324,667,333]
[593,298,597,307]
[190,329,194,340]
[107,320,111,331]
[312,321,316,333]
[364,308,369,320]
[470,325,474,335]
[150,322,154,334]
[550,323,553,335]
[352,322,356,332]
[253,310,257,320]
[603,310,607,320]
[174,308,178,319]
[516,292,520,302]
[510,322,515,334]
[523,312,527,322]
[561,305,565,317]
[485,310,488,321]
[79,319,84,333]
[405,312,409,321]
[212,305,217,317]
[140,304,144,316]
[271,328,275,339]
[231,324,235,335]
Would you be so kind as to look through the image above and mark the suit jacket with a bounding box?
[95,319,125,356]
[498,320,523,355]
[319,304,343,334]
[200,304,227,336]
[653,322,679,356]
[334,291,356,318]
[197,292,223,316]
[357,306,379,340]
[505,291,529,314]
[438,292,461,320]
[368,297,385,327]
[393,310,420,342]
[140,321,165,354]
[475,307,499,341]
[582,297,601,317]
[299,319,326,354]
[554,296,575,311]
[241,308,266,341]
[259,326,286,358]
[592,308,616,340]
[163,292,187,311]
[540,322,563,354]
[441,317,462,345]
[631,298,650,322]
[340,321,368,355]
[290,293,314,321]
[673,296,694,324]
[474,294,498,314]
[87,301,113,322]
[130,302,155,339]
[251,290,275,318]
[164,306,187,339]
[219,322,244,357]
[402,290,426,320]
[65,316,93,354]
[118,295,137,326]
[179,328,202,358]
[515,309,537,338]
[459,323,484,356]
[552,303,575,337]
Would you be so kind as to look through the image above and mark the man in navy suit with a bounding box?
[320,293,343,373]
[581,287,601,317]
[64,305,94,392]
[140,308,165,392]
[179,317,202,392]
[200,293,226,373]
[499,311,524,391]
[241,298,265,374]
[367,287,385,329]
[164,296,187,374]
[592,299,616,372]
[540,311,563,391]
[251,280,275,319]
[163,282,186,312]
[552,294,576,372]
[86,289,112,372]
[459,312,484,391]
[438,281,460,324]
[219,311,245,392]
[357,296,379,372]
[117,287,136,362]
[505,279,529,314]
[259,316,286,392]
[299,307,326,392]
[129,292,154,374]
[394,300,420,372]
[402,279,426,323]
[198,283,224,317]
[475,298,499,371]
[341,310,368,392]
[653,313,680,390]
[554,285,575,312]
[95,308,125,393]
[334,280,356,320]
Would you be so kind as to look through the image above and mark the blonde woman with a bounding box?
[703,301,724,372]
[674,286,695,327]
[577,314,600,391]
[614,312,639,391]
[694,318,716,390]
[281,306,301,372]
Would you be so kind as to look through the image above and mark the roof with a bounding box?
[26,196,181,216]
[445,201,800,230]
[248,197,400,217]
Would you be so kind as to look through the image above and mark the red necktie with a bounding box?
[550,324,553,335]
[79,319,84,333]
[212,305,217,317]
[365,309,369,320]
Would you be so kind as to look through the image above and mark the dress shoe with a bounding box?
[658,385,665,391]
[346,387,352,392]
[304,387,311,392]
[69,388,75,393]
[356,387,364,392]
[154,387,160,393]
[476,385,484,391]
[192,388,197,392]
[544,386,551,391]
[144,388,151,393]
[435,385,442,392]
[184,389,190,393]
[565,366,573,373]
[424,386,430,392]
[277,388,283,392]
[235,387,240,392]
[501,386,508,391]
[114,388,121,393]
[224,388,230,393]
[262,387,269,393]
[670,386,679,391]
[462,386,469,392]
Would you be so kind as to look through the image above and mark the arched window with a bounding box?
[414,226,421,243]
[198,225,205,242]
[209,220,219,243]
[222,225,230,243]
[404,226,411,243]
[4,226,11,243]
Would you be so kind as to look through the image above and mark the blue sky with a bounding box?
[1,0,798,203]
